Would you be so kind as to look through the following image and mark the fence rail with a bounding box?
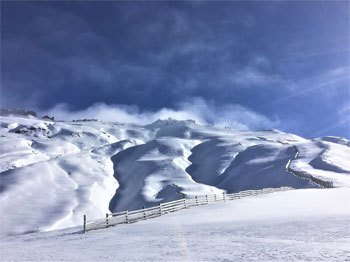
[84,186,294,233]
[286,147,333,188]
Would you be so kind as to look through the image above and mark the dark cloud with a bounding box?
[1,1,349,138]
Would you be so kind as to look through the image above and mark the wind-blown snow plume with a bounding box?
[41,98,278,130]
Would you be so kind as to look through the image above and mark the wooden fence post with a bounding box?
[106,213,109,228]
[159,203,162,215]
[183,197,188,209]
[143,206,146,219]
[223,193,226,202]
[125,210,129,224]
[206,194,209,204]
[83,214,86,233]
[214,194,217,202]
[195,196,198,205]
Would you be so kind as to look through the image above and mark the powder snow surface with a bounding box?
[0,115,350,237]
[1,188,349,261]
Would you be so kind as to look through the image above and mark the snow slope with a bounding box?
[1,188,349,261]
[0,115,349,237]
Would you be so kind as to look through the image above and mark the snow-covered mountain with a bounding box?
[1,114,349,236]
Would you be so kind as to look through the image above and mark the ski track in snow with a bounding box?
[0,115,350,237]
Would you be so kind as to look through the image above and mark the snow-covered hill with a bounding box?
[1,114,349,236]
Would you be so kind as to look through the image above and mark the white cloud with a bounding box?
[41,98,278,131]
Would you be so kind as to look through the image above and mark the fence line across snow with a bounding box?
[83,186,294,233]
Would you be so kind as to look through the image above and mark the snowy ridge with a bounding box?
[0,115,349,236]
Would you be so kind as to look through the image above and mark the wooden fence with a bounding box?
[286,146,333,188]
[83,186,294,233]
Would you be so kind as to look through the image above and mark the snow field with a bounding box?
[1,188,349,261]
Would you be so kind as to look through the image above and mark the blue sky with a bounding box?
[1,1,349,138]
